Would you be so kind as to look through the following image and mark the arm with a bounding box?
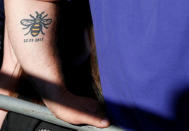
[4,0,109,128]
[0,25,21,128]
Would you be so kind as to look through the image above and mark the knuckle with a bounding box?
[53,112,61,119]
[52,110,62,119]
[69,119,81,125]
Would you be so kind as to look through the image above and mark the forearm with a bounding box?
[4,0,68,115]
[4,0,110,127]
[4,0,62,86]
[1,1,61,127]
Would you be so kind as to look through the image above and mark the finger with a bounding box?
[77,112,110,128]
[54,108,110,128]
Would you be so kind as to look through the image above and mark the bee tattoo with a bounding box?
[20,11,52,37]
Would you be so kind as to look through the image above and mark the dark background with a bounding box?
[0,0,4,67]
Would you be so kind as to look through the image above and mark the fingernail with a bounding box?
[101,119,109,126]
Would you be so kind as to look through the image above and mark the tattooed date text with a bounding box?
[24,37,44,43]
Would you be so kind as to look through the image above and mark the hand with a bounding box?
[43,90,110,128]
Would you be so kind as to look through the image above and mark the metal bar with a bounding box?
[0,94,124,131]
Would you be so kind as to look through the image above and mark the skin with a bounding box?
[0,0,110,129]
[0,25,21,128]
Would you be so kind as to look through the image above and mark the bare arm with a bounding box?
[3,0,109,128]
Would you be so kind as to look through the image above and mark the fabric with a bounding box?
[1,112,75,131]
[89,0,189,130]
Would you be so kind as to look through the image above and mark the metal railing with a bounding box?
[0,94,124,131]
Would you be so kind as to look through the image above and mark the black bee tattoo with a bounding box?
[20,11,52,37]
